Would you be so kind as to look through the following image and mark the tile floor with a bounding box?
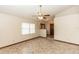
[0,37,79,54]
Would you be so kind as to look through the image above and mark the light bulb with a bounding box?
[38,16,43,20]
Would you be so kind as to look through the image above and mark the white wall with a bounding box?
[55,6,79,44]
[0,13,39,47]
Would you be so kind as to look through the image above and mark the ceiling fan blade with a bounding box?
[44,14,50,16]
[43,17,46,19]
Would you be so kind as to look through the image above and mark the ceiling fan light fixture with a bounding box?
[38,12,42,15]
[38,16,43,20]
[37,5,44,20]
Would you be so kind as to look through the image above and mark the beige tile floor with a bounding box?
[0,37,79,54]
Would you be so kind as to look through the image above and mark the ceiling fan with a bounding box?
[33,5,50,20]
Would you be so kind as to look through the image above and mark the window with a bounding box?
[21,23,30,35]
[21,23,35,35]
[30,24,35,33]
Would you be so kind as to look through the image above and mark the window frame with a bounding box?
[21,23,35,35]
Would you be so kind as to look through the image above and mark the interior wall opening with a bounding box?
[39,18,54,38]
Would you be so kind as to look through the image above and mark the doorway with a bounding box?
[40,23,45,29]
[50,24,54,37]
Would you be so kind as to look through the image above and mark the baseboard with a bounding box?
[39,36,47,38]
[0,36,40,49]
[54,39,79,46]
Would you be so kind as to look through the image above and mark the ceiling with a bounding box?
[0,5,72,19]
